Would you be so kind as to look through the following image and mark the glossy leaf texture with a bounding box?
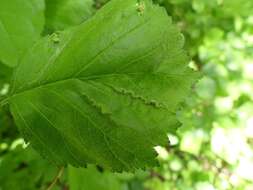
[0,0,45,67]
[44,0,94,33]
[9,0,199,172]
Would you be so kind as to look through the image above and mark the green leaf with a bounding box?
[0,146,58,190]
[68,165,123,190]
[44,0,94,33]
[0,0,45,67]
[9,0,198,172]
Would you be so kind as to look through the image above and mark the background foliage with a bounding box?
[0,0,253,189]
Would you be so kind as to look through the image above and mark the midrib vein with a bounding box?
[10,17,151,99]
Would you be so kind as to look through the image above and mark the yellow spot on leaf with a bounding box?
[136,2,145,15]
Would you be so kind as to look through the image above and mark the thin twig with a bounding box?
[149,170,165,182]
[46,167,65,190]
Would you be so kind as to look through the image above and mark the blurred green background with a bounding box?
[0,0,253,189]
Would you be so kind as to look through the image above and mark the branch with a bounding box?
[46,166,65,190]
[149,170,165,182]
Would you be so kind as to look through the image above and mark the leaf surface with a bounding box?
[0,0,45,67]
[9,0,198,171]
[45,0,94,33]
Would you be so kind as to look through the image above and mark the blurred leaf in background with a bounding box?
[0,145,62,190]
[69,166,123,190]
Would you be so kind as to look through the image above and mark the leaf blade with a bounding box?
[0,0,45,67]
[9,0,199,171]
[44,0,94,33]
